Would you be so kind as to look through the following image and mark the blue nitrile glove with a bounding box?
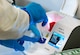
[18,36,46,45]
[21,2,48,26]
[18,35,40,43]
[0,39,24,51]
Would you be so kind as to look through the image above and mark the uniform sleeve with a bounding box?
[0,0,30,40]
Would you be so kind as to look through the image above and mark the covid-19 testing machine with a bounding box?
[26,14,80,55]
[26,0,80,55]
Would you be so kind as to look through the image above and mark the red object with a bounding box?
[49,22,56,32]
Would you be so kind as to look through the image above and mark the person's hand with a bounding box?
[18,35,40,44]
[0,35,41,51]
[0,39,24,51]
[21,2,48,26]
[18,35,46,46]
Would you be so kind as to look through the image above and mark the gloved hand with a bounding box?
[18,35,40,43]
[0,36,46,51]
[21,2,48,26]
[18,35,46,45]
[18,24,46,44]
[0,39,24,51]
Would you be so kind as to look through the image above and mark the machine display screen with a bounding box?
[50,34,60,45]
[48,32,64,49]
